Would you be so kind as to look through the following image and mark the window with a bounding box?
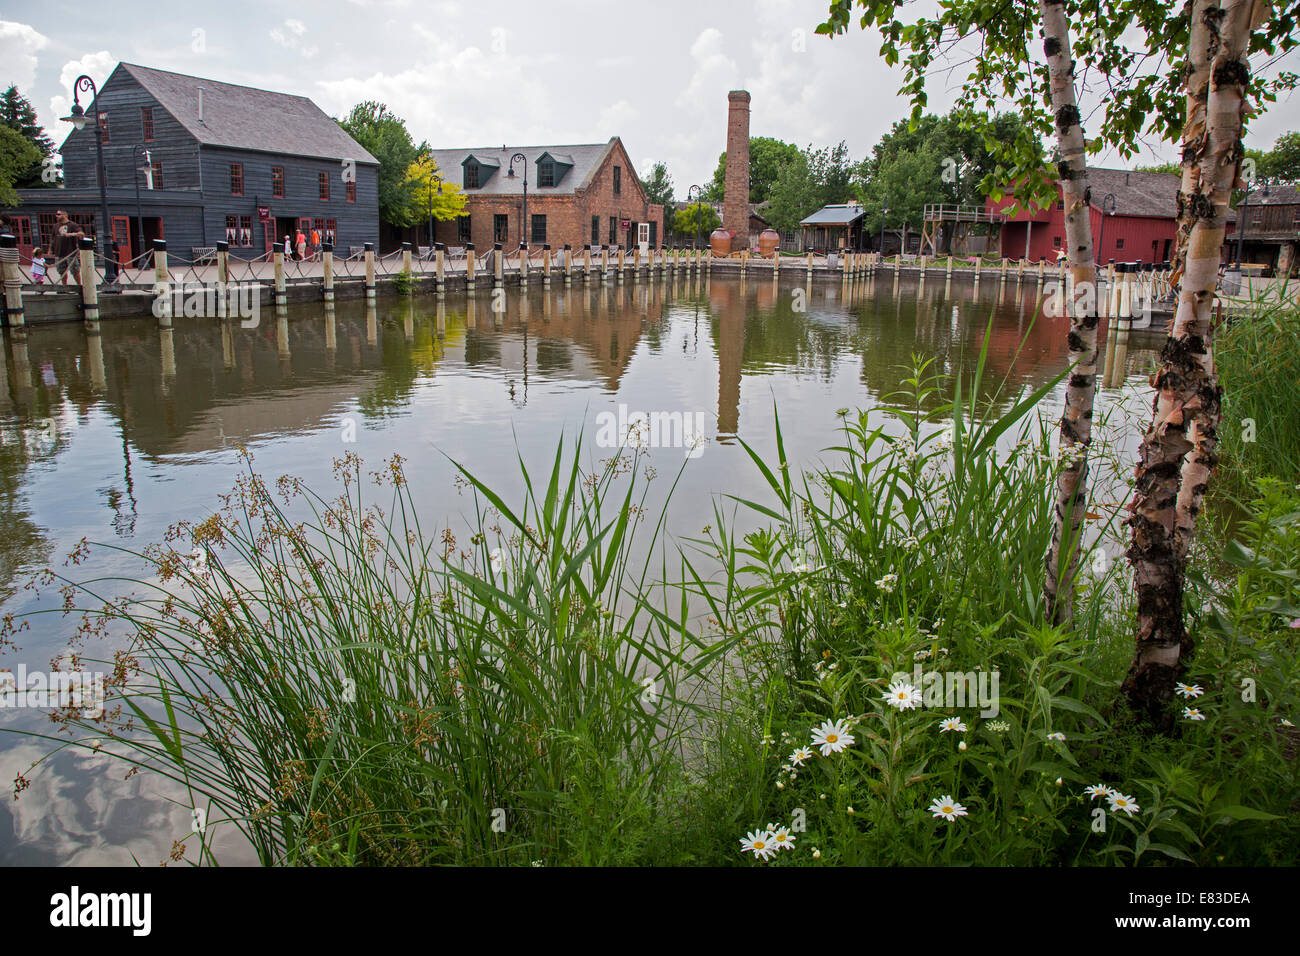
[465,163,480,189]
[1251,208,1263,227]
[70,212,96,237]
[649,221,657,247]
[98,111,109,144]
[531,214,547,244]
[1116,238,1124,249]
[150,161,164,189]
[225,215,254,247]
[494,214,509,243]
[1056,199,1064,210]
[539,161,555,188]
[37,213,57,246]
[318,171,330,201]
[609,216,617,243]
[1052,235,1061,248]
[592,215,599,244]
[457,215,471,243]
[272,166,284,198]
[346,180,356,203]
[230,163,244,195]
[141,107,154,142]
[613,166,621,194]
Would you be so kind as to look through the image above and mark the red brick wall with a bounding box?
[723,91,751,252]
[434,138,664,252]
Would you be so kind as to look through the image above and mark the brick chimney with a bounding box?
[723,90,751,253]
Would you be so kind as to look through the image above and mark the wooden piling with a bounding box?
[153,239,171,327]
[0,234,25,332]
[322,241,334,303]
[363,242,376,303]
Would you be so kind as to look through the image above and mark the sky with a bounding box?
[3,0,1297,195]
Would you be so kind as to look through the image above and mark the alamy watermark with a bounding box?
[595,404,708,459]
[890,665,1001,718]
[152,281,260,327]
[0,665,106,719]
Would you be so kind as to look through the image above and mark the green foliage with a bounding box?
[338,101,422,227]
[763,142,858,235]
[0,125,42,206]
[391,269,414,295]
[402,155,467,233]
[1255,131,1300,184]
[816,0,1300,214]
[0,85,54,189]
[673,202,720,239]
[639,161,675,207]
[706,137,804,203]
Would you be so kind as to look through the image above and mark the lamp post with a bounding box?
[687,184,704,250]
[60,74,117,283]
[1096,192,1116,267]
[425,170,444,248]
[132,145,153,268]
[507,152,528,248]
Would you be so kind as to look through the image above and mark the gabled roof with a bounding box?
[537,151,575,167]
[101,63,378,164]
[1086,167,1180,219]
[800,203,865,227]
[428,140,622,195]
[1243,183,1300,206]
[463,153,500,168]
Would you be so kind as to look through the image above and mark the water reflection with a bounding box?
[0,273,1161,865]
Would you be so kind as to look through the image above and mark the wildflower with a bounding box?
[875,573,899,593]
[761,733,775,747]
[1107,792,1140,816]
[883,679,922,711]
[810,718,855,756]
[1281,718,1294,728]
[1046,732,1066,742]
[913,649,931,661]
[1175,683,1204,699]
[740,829,777,861]
[789,747,814,766]
[1083,784,1113,801]
[812,848,821,859]
[1183,707,1206,721]
[957,740,967,752]
[776,781,785,790]
[986,720,1009,733]
[846,806,855,815]
[768,826,796,851]
[929,795,968,822]
[1290,619,1300,629]
[902,535,920,551]
[938,717,967,734]
[489,548,504,576]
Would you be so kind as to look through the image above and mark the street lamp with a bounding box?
[425,170,444,248]
[507,152,528,248]
[687,184,704,250]
[133,145,153,268]
[1096,192,1116,267]
[60,74,117,283]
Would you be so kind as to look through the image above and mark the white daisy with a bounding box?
[883,679,922,711]
[1107,792,1140,816]
[810,718,855,756]
[938,717,967,734]
[740,829,777,861]
[789,747,814,766]
[1183,707,1206,721]
[1175,683,1204,699]
[875,573,899,593]
[928,795,968,821]
[769,826,796,851]
[1046,732,1066,741]
[1083,783,1113,801]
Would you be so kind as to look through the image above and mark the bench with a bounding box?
[192,246,217,265]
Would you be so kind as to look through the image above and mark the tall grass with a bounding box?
[10,318,1298,866]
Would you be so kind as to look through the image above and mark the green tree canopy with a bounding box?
[1257,131,1300,184]
[705,137,803,203]
[403,156,468,234]
[763,141,859,234]
[338,101,420,227]
[0,125,42,206]
[672,202,721,240]
[0,86,54,189]
[639,162,675,206]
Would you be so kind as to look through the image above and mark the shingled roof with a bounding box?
[425,141,620,196]
[1087,167,1180,218]
[111,63,378,165]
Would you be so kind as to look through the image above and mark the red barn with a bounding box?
[986,167,1235,265]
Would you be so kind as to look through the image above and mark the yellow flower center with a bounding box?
[826,734,838,743]
[942,805,953,813]
[753,841,765,849]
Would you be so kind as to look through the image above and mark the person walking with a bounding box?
[283,234,292,259]
[30,246,47,285]
[52,211,84,284]
[311,226,321,262]
[295,228,307,262]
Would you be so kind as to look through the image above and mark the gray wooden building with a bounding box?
[2,62,379,264]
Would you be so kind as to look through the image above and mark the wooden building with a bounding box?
[985,167,1235,264]
[1234,183,1299,277]
[799,203,866,252]
[2,62,379,263]
[423,138,663,253]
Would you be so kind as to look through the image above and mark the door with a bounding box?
[298,217,312,257]
[637,221,649,254]
[263,221,276,258]
[111,216,132,267]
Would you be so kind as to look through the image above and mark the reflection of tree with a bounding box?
[0,441,53,606]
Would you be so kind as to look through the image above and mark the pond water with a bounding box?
[0,272,1159,865]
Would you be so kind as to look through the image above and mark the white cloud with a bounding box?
[270,18,319,58]
[0,20,47,92]
[48,52,116,149]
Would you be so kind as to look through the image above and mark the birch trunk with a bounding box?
[1123,0,1258,725]
[1040,0,1101,625]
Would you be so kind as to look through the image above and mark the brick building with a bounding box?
[423,138,663,252]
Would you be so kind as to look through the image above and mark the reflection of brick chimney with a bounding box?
[723,90,751,253]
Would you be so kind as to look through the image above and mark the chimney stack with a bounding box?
[198,87,205,124]
[723,90,751,254]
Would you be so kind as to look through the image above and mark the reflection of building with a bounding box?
[1234,184,1299,276]
[2,62,379,263]
[707,280,745,436]
[986,167,1236,264]
[424,139,663,253]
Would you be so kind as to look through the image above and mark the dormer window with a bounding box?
[539,160,555,188]
[465,163,480,189]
